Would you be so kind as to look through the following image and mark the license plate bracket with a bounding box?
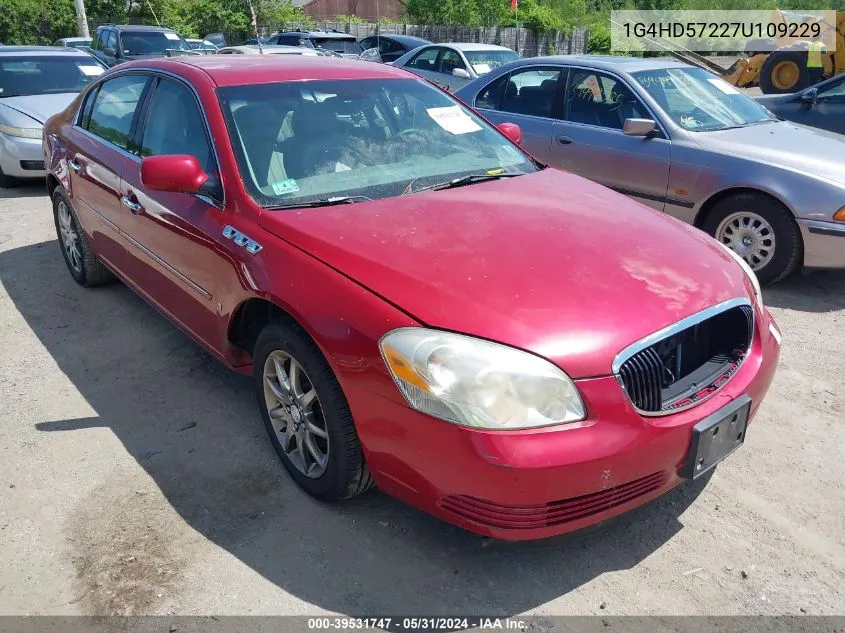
[680,395,751,479]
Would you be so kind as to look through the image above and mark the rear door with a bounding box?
[550,67,671,211]
[471,65,566,164]
[403,46,447,88]
[66,73,150,274]
[118,75,236,351]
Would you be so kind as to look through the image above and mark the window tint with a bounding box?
[819,77,845,101]
[80,85,99,128]
[103,30,116,53]
[140,78,218,195]
[408,47,439,71]
[86,75,147,149]
[91,30,101,50]
[566,69,648,130]
[0,57,104,97]
[439,50,465,75]
[498,67,560,117]
[475,74,509,110]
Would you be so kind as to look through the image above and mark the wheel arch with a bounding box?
[46,173,60,198]
[693,186,799,230]
[227,296,314,358]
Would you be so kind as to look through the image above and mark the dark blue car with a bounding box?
[756,74,845,136]
[358,34,432,63]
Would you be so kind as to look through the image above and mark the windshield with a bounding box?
[121,31,191,56]
[0,57,104,97]
[464,50,520,75]
[219,78,536,208]
[312,38,364,54]
[632,67,776,132]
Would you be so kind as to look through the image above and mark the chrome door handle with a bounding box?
[68,159,81,172]
[557,136,573,145]
[120,195,143,214]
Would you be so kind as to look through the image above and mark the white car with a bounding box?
[216,45,321,56]
[0,46,105,186]
[390,43,520,92]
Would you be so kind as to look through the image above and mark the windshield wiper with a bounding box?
[266,195,372,210]
[407,172,522,195]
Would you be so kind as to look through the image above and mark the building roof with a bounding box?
[141,55,412,86]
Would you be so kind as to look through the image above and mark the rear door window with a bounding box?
[85,74,148,149]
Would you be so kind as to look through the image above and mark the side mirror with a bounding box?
[801,88,818,107]
[623,118,657,137]
[141,155,208,194]
[497,122,522,145]
[452,67,471,79]
[360,47,382,62]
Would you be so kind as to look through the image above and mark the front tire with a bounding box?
[52,186,114,286]
[703,192,802,285]
[253,322,373,501]
[759,51,809,94]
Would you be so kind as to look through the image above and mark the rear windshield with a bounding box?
[120,31,191,56]
[0,57,104,97]
[313,38,364,54]
[464,50,520,75]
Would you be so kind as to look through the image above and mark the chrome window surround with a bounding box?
[611,297,755,417]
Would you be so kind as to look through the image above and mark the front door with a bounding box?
[118,75,238,353]
[550,68,671,212]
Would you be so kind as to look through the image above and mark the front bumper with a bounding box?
[799,219,845,269]
[347,306,781,541]
[0,132,45,179]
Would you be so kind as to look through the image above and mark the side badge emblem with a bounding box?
[223,225,262,254]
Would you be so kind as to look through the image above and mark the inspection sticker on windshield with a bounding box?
[77,64,104,76]
[426,106,481,135]
[164,32,181,41]
[271,179,300,195]
[707,78,740,95]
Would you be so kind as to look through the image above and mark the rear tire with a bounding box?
[52,186,114,287]
[759,51,810,94]
[253,321,373,501]
[702,192,802,285]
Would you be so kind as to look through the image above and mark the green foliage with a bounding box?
[0,0,76,44]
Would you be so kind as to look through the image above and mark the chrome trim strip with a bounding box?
[612,297,755,417]
[80,198,212,300]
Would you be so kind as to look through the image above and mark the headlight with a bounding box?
[717,241,762,306]
[380,328,585,429]
[0,124,42,139]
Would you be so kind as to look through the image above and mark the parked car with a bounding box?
[216,45,321,57]
[755,73,845,135]
[455,56,845,284]
[204,33,227,48]
[391,43,520,92]
[264,29,364,58]
[52,37,93,50]
[43,55,780,540]
[89,24,197,67]
[0,46,104,186]
[186,38,218,54]
[357,34,431,63]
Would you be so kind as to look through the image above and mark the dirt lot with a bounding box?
[0,182,843,617]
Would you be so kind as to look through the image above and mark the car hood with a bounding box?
[258,169,750,378]
[690,121,845,186]
[0,93,77,124]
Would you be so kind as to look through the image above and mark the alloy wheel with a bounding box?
[57,201,82,273]
[715,211,776,271]
[262,350,329,478]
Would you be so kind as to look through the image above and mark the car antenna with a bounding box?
[248,0,264,54]
[145,0,161,26]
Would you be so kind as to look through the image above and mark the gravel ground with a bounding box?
[0,182,843,617]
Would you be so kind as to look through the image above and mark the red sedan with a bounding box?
[43,56,781,540]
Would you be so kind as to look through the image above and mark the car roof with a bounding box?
[0,46,93,57]
[57,37,90,42]
[277,30,356,39]
[133,55,412,86]
[218,45,319,55]
[100,24,178,32]
[505,54,691,72]
[444,43,515,52]
[368,34,430,46]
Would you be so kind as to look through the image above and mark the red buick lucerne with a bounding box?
[43,56,781,540]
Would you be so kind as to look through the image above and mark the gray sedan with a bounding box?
[391,43,520,93]
[455,56,845,284]
[0,46,105,186]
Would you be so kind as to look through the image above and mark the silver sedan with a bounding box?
[390,43,520,93]
[455,56,845,284]
[0,46,105,187]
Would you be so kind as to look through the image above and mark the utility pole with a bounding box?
[73,0,90,38]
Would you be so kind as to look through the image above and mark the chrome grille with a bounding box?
[615,299,755,415]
